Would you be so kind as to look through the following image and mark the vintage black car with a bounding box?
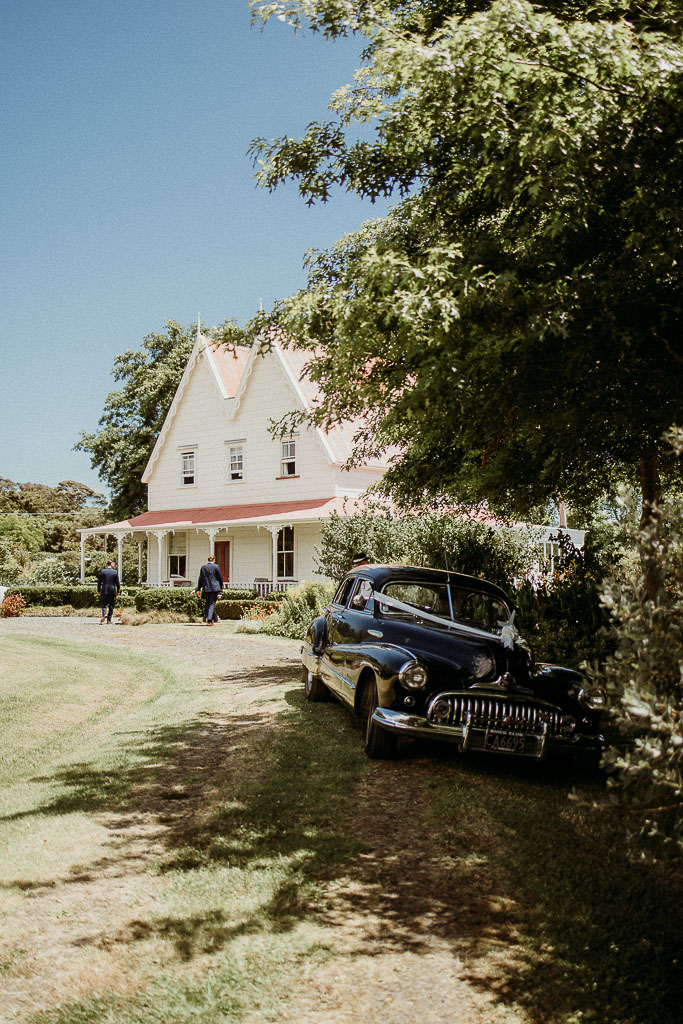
[301,565,606,761]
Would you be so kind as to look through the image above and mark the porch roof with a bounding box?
[79,496,354,535]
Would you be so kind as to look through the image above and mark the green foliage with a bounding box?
[134,588,204,616]
[17,552,82,586]
[217,597,279,620]
[240,581,335,639]
[0,514,45,552]
[0,540,31,584]
[593,481,683,859]
[0,478,106,514]
[6,586,99,609]
[251,0,683,530]
[6,584,145,609]
[76,319,247,518]
[317,508,532,588]
[514,537,612,667]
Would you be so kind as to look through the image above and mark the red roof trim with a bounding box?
[128,498,339,527]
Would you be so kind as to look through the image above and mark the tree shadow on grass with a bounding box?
[414,747,683,1024]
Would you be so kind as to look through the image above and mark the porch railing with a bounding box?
[228,579,299,597]
[141,579,299,596]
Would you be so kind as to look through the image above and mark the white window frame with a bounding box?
[180,448,196,487]
[226,439,246,482]
[168,532,187,577]
[280,438,297,478]
[277,526,295,579]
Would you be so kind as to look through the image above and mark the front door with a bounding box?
[215,541,230,583]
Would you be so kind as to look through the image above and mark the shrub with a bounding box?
[7,584,147,609]
[215,598,271,620]
[1,592,26,617]
[317,509,533,588]
[239,581,334,640]
[6,585,100,609]
[513,539,612,668]
[591,480,683,860]
[222,588,260,601]
[134,588,203,616]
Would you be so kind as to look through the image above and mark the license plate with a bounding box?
[484,729,526,754]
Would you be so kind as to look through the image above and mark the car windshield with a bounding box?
[380,581,511,634]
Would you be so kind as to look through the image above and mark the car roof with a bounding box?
[348,564,511,603]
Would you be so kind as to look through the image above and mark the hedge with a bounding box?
[7,584,288,618]
[134,588,280,620]
[135,589,204,614]
[6,585,146,609]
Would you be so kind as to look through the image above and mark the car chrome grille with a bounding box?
[427,693,562,735]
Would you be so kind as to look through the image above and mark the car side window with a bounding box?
[349,578,373,611]
[380,582,448,617]
[332,577,356,607]
[456,591,510,630]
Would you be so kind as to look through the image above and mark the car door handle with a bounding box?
[367,629,383,638]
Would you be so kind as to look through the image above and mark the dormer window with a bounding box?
[281,439,296,477]
[181,450,195,486]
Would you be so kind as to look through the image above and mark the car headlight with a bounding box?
[578,684,607,711]
[469,652,495,680]
[399,661,428,690]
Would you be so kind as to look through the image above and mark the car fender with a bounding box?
[345,643,421,711]
[309,615,329,655]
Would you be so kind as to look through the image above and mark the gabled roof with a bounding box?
[204,342,252,399]
[142,331,392,483]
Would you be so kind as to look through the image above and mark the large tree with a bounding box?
[0,478,106,514]
[250,0,683,596]
[77,319,245,518]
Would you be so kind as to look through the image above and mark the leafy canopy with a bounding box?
[250,0,683,522]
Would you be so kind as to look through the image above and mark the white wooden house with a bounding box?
[78,333,390,589]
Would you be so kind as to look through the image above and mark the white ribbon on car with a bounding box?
[369,587,520,651]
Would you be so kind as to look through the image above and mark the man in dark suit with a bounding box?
[195,555,223,626]
[97,560,120,624]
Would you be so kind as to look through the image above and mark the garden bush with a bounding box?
[513,539,612,668]
[217,597,279,621]
[1,592,26,617]
[317,509,533,588]
[6,584,145,609]
[6,585,101,609]
[134,588,203,615]
[239,581,334,639]
[591,476,683,861]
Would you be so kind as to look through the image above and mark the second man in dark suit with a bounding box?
[195,555,224,625]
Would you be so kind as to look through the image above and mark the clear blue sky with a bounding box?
[0,0,389,495]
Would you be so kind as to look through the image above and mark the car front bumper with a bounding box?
[371,706,604,760]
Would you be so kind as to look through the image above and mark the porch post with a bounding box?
[153,530,165,585]
[269,525,279,584]
[80,535,86,583]
[117,535,124,582]
[137,539,143,583]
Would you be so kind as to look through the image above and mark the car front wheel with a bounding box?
[363,679,397,760]
[302,665,327,702]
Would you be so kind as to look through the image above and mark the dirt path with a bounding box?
[0,617,529,1022]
